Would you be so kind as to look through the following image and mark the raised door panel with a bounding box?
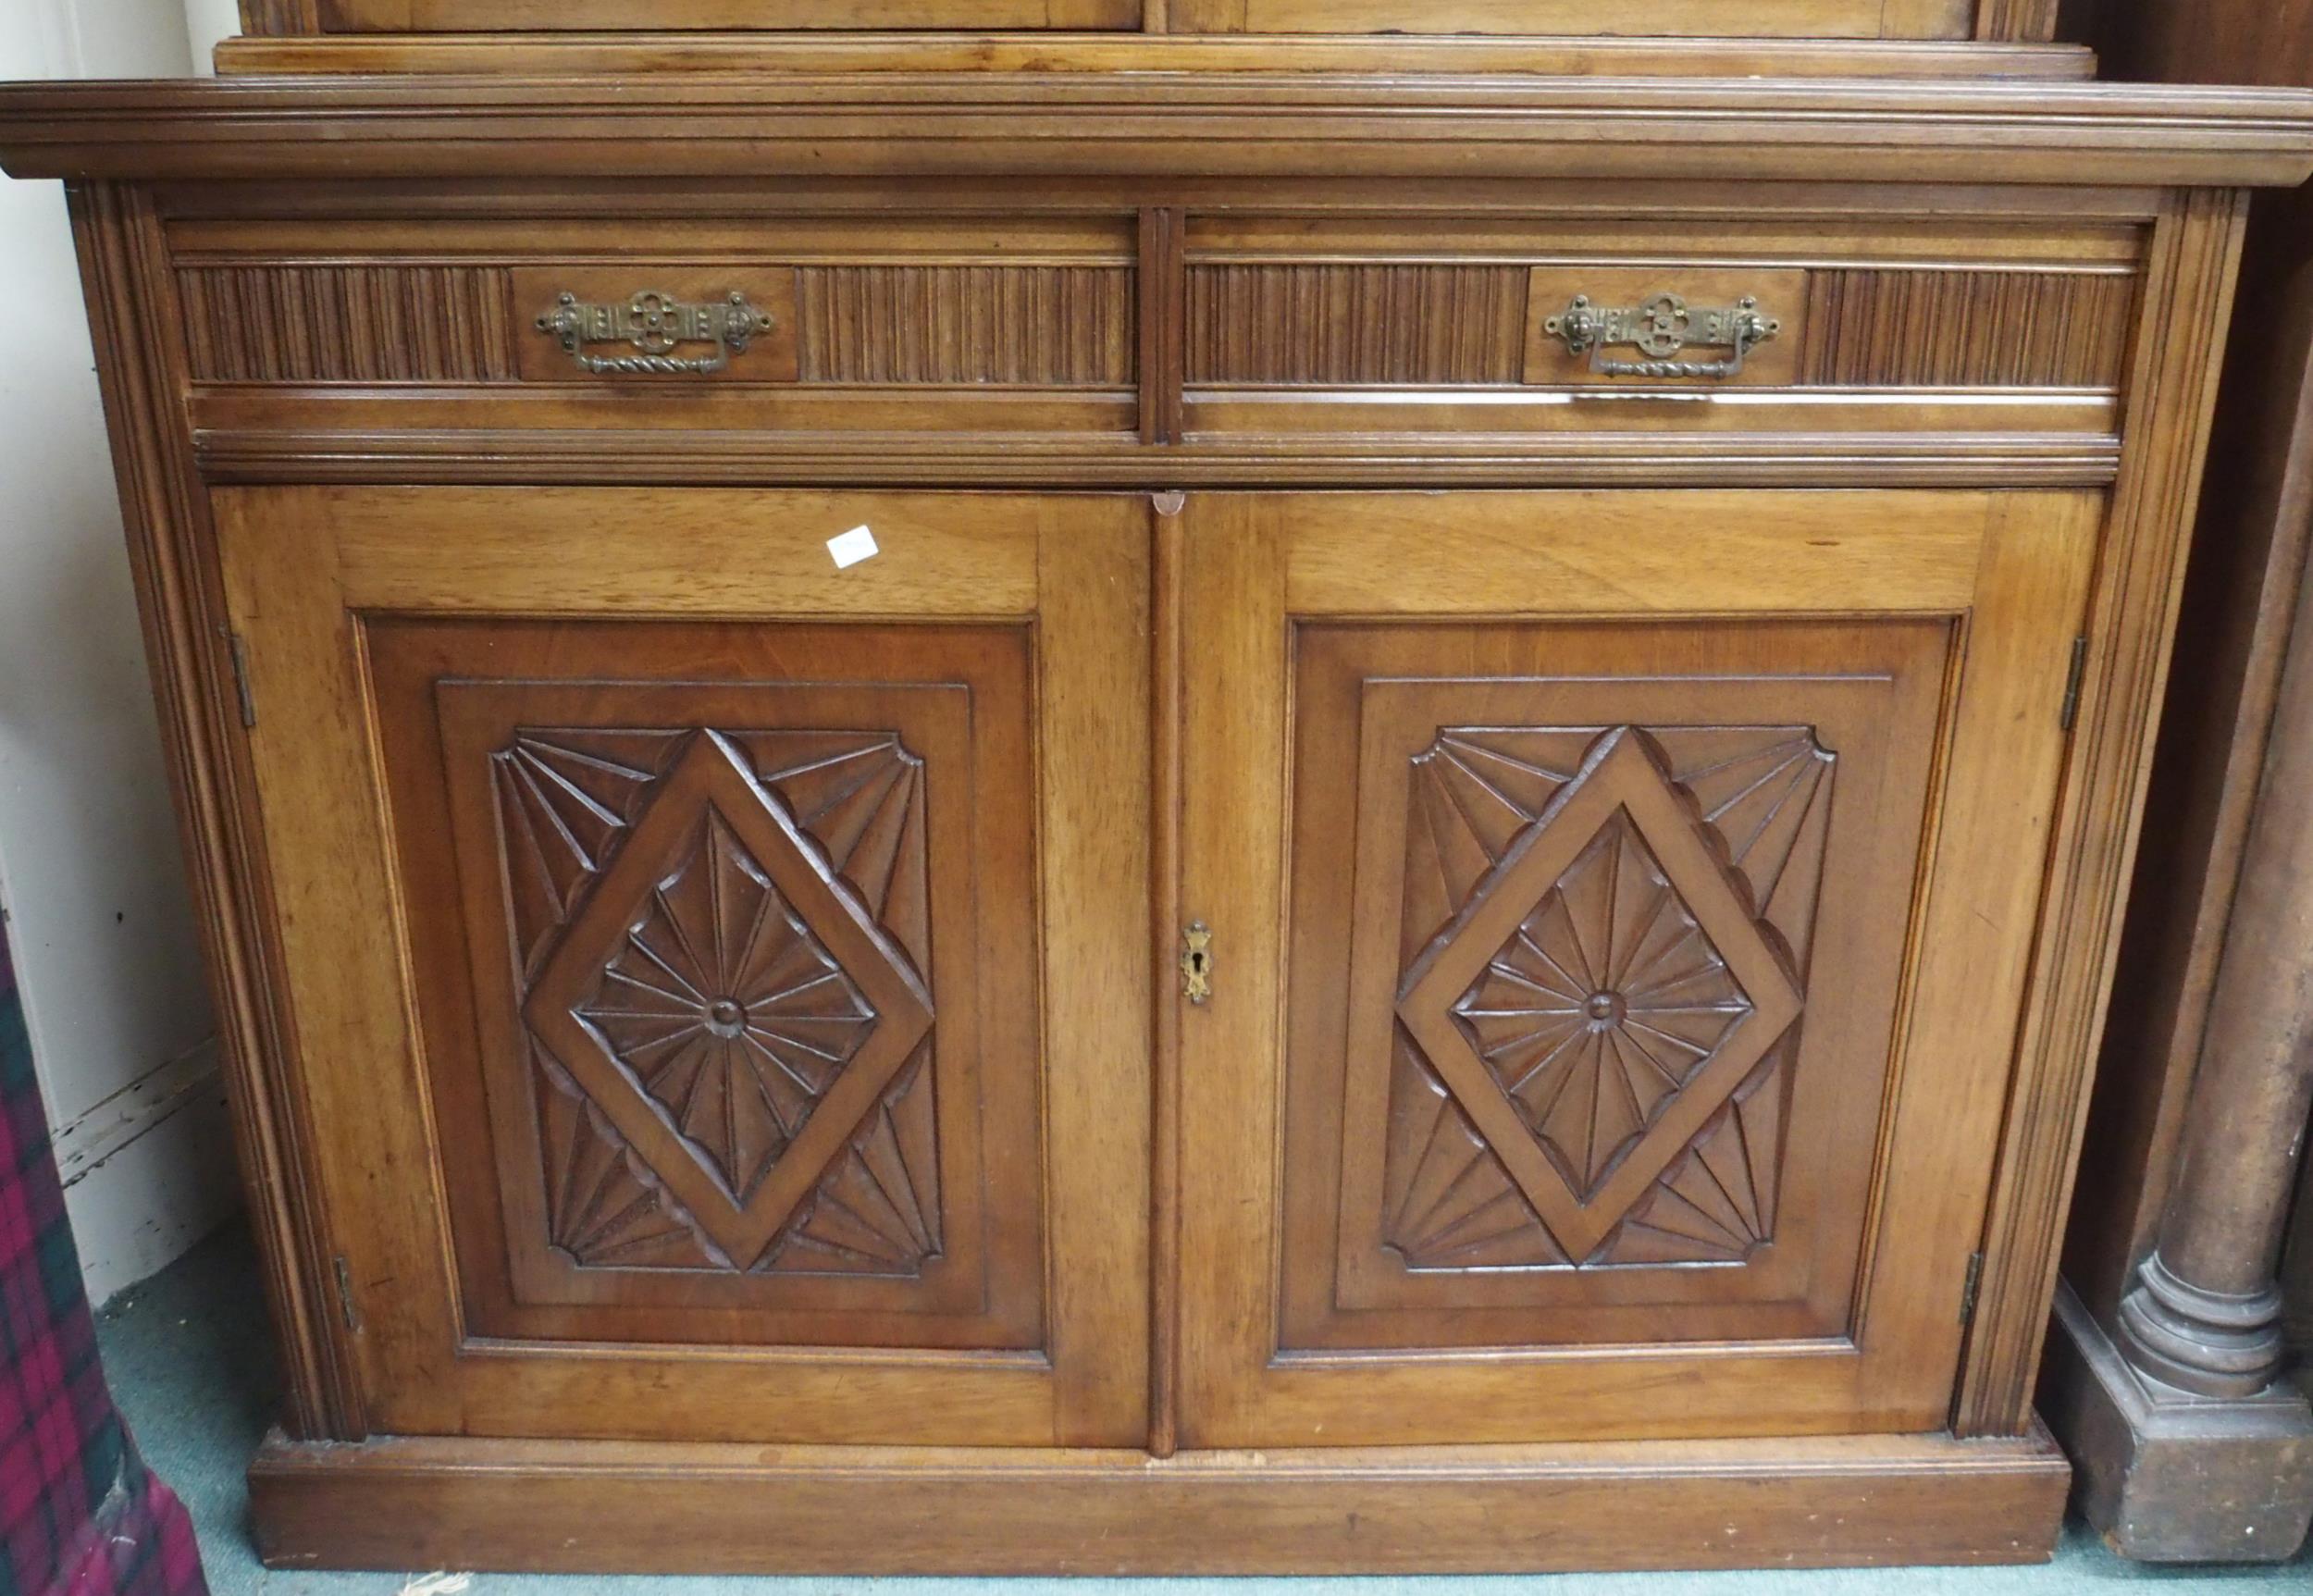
[1174,489,2100,1447]
[371,623,1039,1351]
[1280,623,1943,1352]
[214,487,1149,1447]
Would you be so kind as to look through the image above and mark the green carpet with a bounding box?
[93,1224,2312,1595]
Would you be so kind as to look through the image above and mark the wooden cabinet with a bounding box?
[4,32,2312,1577]
[1180,490,2094,1446]
[216,476,2100,1454]
[214,487,1151,1445]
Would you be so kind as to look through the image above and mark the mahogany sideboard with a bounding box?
[3,2,2312,1573]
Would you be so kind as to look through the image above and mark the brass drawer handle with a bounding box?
[533,289,775,376]
[1541,291,1780,379]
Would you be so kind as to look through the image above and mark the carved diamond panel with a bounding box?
[536,1045,724,1271]
[573,810,879,1206]
[493,730,679,983]
[1380,1027,1568,1270]
[1453,811,1753,1201]
[499,727,943,1276]
[1390,725,1831,1266]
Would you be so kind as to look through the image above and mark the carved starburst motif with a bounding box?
[1397,728,1803,1259]
[575,811,878,1205]
[526,732,933,1268]
[1452,812,1751,1199]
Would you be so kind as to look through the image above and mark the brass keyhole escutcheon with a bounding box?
[1181,921,1214,1005]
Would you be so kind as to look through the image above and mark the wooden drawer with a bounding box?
[164,202,2152,479]
[167,215,1140,441]
[1182,218,2144,445]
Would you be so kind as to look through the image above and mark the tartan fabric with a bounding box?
[0,932,206,1596]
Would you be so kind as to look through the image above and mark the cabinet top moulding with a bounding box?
[2,75,2312,187]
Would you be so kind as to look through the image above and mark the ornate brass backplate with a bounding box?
[533,288,778,376]
[1541,291,1782,379]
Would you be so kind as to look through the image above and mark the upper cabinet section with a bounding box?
[233,0,2057,39]
[243,0,1144,31]
[1163,0,2041,40]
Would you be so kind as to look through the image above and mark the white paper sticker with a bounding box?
[826,525,879,569]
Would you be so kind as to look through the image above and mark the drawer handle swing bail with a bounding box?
[533,289,775,376]
[1542,291,1780,379]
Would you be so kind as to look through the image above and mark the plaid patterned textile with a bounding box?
[0,930,205,1596]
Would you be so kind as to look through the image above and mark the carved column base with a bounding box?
[2118,1250,2291,1398]
[2045,1281,2313,1563]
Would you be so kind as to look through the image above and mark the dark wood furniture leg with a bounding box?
[2047,552,2313,1555]
[2037,2,2313,1563]
[2114,677,2313,1403]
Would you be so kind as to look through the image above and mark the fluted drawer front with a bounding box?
[1187,265,1529,387]
[164,212,1144,447]
[1181,217,2144,445]
[1187,263,2134,394]
[179,260,1136,392]
[179,265,519,384]
[163,209,2147,460]
[797,266,1134,387]
[1799,269,2137,390]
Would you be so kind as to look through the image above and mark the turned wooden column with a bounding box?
[2039,0,2313,1562]
[2118,574,2313,1398]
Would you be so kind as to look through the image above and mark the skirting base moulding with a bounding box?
[249,1427,2072,1574]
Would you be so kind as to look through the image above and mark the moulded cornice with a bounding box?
[0,72,2310,185]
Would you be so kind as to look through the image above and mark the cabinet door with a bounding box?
[1175,489,2098,1445]
[216,487,1148,1446]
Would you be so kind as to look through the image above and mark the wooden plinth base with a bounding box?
[2042,1282,2313,1562]
[251,1423,2071,1574]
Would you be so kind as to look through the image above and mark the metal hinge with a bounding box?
[333,1255,361,1333]
[220,627,256,729]
[2059,635,2089,732]
[1960,1251,1985,1326]
[1180,921,1213,1005]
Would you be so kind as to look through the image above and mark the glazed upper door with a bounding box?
[1173,489,2099,1446]
[214,486,1149,1447]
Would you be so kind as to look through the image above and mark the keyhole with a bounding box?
[1182,921,1214,1004]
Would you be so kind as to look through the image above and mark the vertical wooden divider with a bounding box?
[1149,493,1187,1457]
[1139,207,1186,447]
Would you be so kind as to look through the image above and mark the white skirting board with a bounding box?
[56,1038,240,1304]
[6,0,231,1307]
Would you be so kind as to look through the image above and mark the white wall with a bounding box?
[185,0,238,68]
[1,0,241,1301]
